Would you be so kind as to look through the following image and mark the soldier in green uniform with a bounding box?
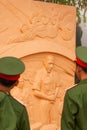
[61,46,87,130]
[0,56,30,130]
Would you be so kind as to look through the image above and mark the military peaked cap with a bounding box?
[76,46,87,68]
[0,56,25,80]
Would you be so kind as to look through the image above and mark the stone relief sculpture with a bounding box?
[9,12,74,43]
[0,0,76,130]
[32,55,61,129]
[0,0,75,45]
[11,70,35,124]
[11,53,75,130]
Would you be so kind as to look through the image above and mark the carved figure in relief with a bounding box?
[11,70,34,123]
[32,55,61,127]
[0,0,75,46]
[11,13,74,43]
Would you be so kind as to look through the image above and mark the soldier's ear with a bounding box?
[77,65,82,73]
[76,65,81,75]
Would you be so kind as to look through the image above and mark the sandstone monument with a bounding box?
[0,0,76,129]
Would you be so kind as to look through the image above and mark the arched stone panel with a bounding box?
[0,0,76,130]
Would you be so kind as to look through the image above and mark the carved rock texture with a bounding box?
[0,0,76,130]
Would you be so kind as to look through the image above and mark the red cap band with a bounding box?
[0,74,20,80]
[76,57,87,68]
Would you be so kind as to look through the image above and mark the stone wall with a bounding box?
[0,0,76,129]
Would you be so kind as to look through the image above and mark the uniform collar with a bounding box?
[78,79,87,85]
[0,91,7,102]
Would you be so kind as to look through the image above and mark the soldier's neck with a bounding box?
[0,85,11,94]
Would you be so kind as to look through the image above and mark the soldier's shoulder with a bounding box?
[67,84,78,91]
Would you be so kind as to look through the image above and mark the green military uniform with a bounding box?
[61,79,87,130]
[0,91,30,130]
[61,46,87,130]
[0,56,30,130]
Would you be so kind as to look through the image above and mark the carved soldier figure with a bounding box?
[32,55,61,127]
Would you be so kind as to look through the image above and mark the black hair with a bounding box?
[0,78,17,87]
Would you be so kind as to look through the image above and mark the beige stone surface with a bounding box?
[0,0,76,129]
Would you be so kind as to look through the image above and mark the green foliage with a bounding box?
[38,0,87,22]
